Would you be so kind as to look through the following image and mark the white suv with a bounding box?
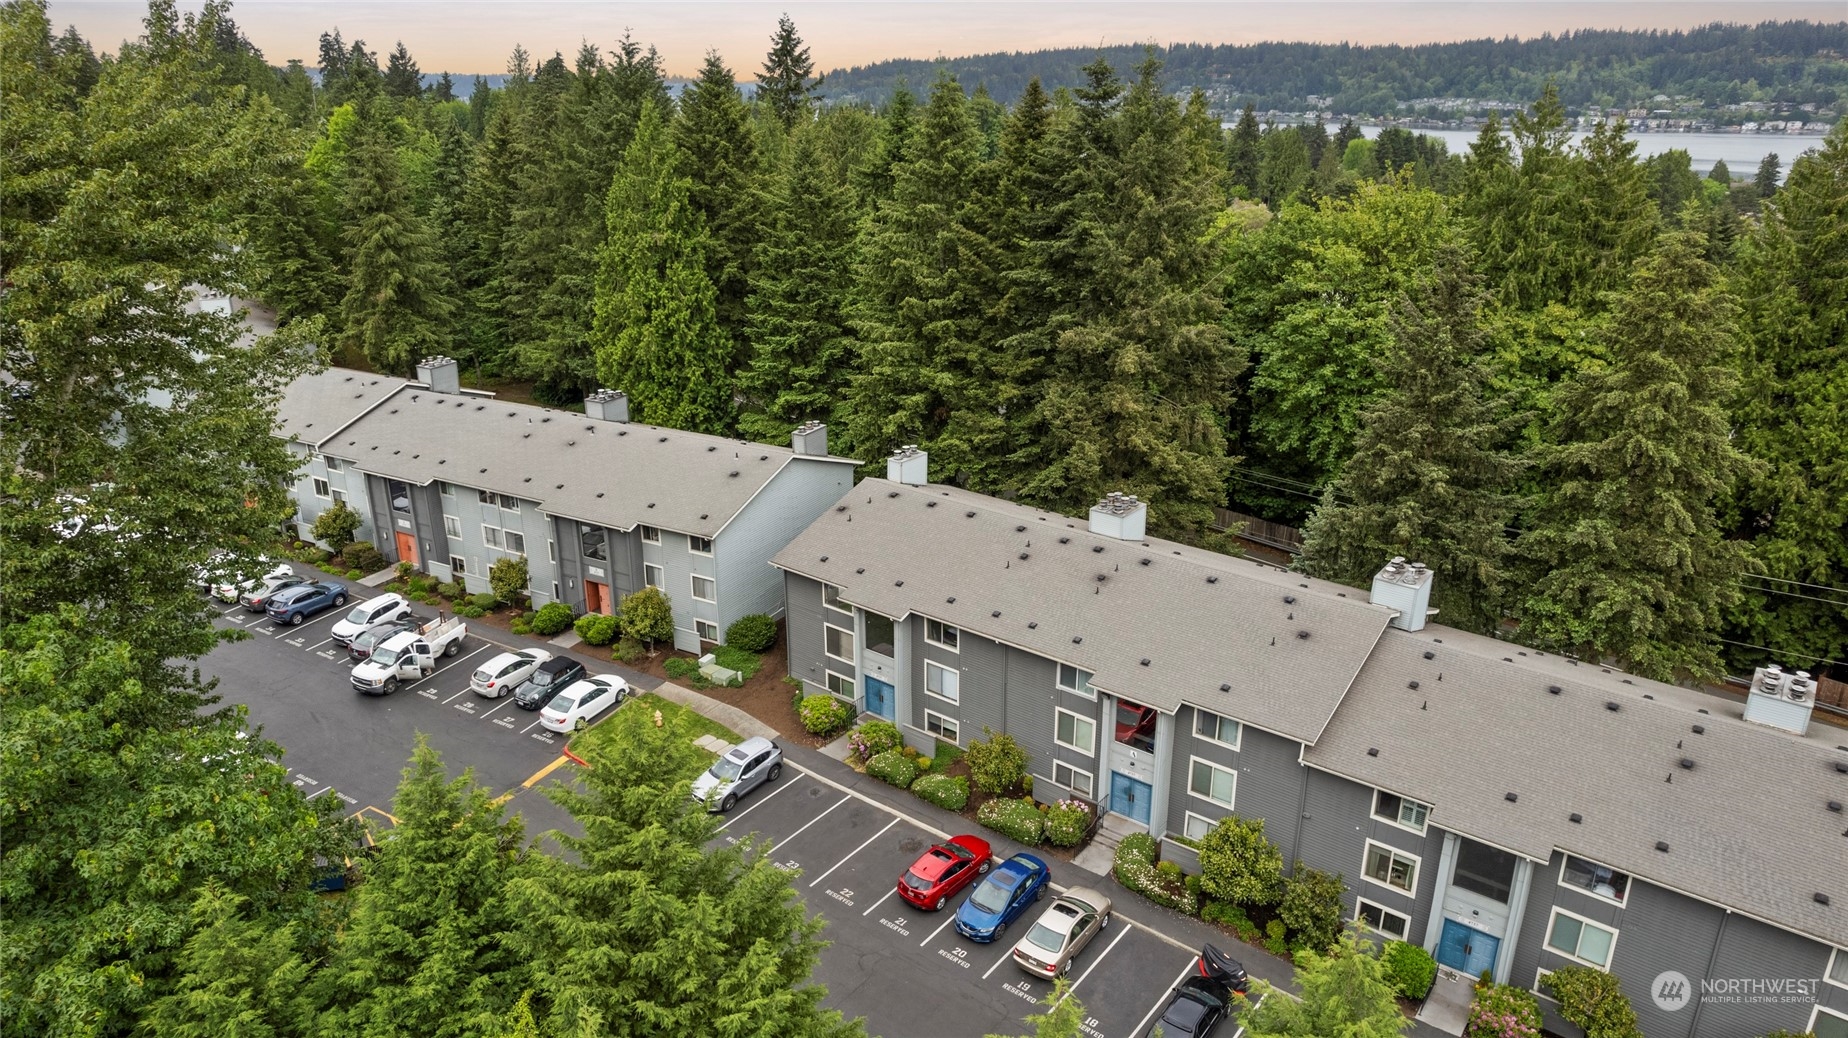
[470,648,553,698]
[329,593,414,646]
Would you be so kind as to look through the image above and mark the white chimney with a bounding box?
[1743,664,1815,736]
[585,389,630,423]
[887,445,928,486]
[416,355,460,395]
[1088,492,1147,541]
[792,421,828,457]
[1370,556,1435,632]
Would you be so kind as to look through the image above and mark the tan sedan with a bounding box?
[1010,887,1113,978]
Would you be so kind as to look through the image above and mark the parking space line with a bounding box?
[519,716,547,734]
[1062,922,1131,1001]
[919,914,956,948]
[1128,959,1200,1038]
[981,944,1016,980]
[782,764,953,842]
[861,887,898,918]
[304,785,334,800]
[443,688,474,704]
[809,817,898,889]
[479,697,518,720]
[306,637,334,652]
[770,794,850,850]
[716,774,800,833]
[1230,993,1266,1038]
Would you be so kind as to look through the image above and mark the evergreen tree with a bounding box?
[592,101,733,433]
[1240,926,1407,1038]
[316,27,348,93]
[1572,118,1657,305]
[1484,83,1576,311]
[674,51,764,367]
[970,81,1006,158]
[241,108,341,323]
[434,70,455,102]
[758,12,819,129]
[1302,114,1329,170]
[1259,125,1311,207]
[460,101,523,374]
[1180,87,1225,186]
[1755,152,1781,196]
[384,40,422,98]
[275,58,317,125]
[1297,245,1522,633]
[137,888,319,1038]
[1707,157,1731,184]
[1331,116,1362,154]
[1227,102,1261,197]
[852,83,916,203]
[1516,231,1753,680]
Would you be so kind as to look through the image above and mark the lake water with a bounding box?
[1358,125,1830,178]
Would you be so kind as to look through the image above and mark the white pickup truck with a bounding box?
[349,616,468,696]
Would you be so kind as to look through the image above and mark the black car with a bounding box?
[1146,945,1250,1037]
[514,656,586,710]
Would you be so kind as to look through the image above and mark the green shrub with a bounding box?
[1111,832,1197,914]
[1201,901,1251,929]
[712,644,761,679]
[488,556,528,606]
[310,501,362,550]
[396,560,416,581]
[510,618,532,636]
[468,591,497,610]
[574,613,619,646]
[1044,798,1092,847]
[342,541,388,574]
[689,672,713,690]
[965,728,1029,794]
[617,586,674,648]
[798,694,854,736]
[911,773,969,811]
[1196,815,1284,907]
[612,636,643,663]
[847,720,903,762]
[976,797,1045,845]
[1465,982,1543,1038]
[346,568,363,580]
[724,613,777,652]
[866,749,919,789]
[916,757,932,772]
[1263,935,1287,956]
[1381,940,1438,1000]
[1541,966,1644,1038]
[455,603,486,619]
[663,657,699,679]
[437,581,464,599]
[531,601,575,635]
[1277,862,1346,953]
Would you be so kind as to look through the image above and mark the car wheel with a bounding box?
[933,895,947,911]
[289,613,304,626]
[332,594,347,607]
[767,763,781,781]
[720,794,737,812]
[994,923,1006,939]
[573,718,586,732]
[1059,961,1071,977]
[444,640,460,657]
[1100,914,1109,929]
[384,678,400,696]
[1036,885,1046,901]
[977,859,991,875]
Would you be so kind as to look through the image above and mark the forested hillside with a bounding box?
[819,21,1848,115]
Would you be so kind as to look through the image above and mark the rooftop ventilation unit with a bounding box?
[791,420,828,456]
[1743,664,1816,736]
[886,445,928,486]
[415,355,460,395]
[1088,491,1147,541]
[1369,556,1435,632]
[584,389,629,423]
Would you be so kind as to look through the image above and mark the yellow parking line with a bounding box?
[521,755,572,789]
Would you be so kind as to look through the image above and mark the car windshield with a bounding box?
[1162,997,1209,1031]
[711,757,744,781]
[373,646,402,666]
[1025,922,1065,954]
[549,694,578,713]
[531,669,556,686]
[902,870,934,892]
[970,872,1020,912]
[344,604,372,623]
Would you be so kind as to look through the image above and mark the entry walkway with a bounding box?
[1415,965,1476,1035]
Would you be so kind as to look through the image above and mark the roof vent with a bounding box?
[1504,792,1518,802]
[1606,702,1620,712]
[584,388,630,422]
[1088,492,1147,541]
[1370,556,1435,632]
[1835,761,1848,775]
[819,555,829,562]
[730,471,739,477]
[1569,813,1583,824]
[1817,893,1832,906]
[708,445,716,452]
[1408,681,1420,690]
[887,491,899,498]
[1072,637,1082,645]
[791,421,828,456]
[946,597,955,604]
[1095,574,1107,582]
[835,505,847,512]
[966,511,976,518]
[1745,664,1817,736]
[1015,525,1027,533]
[1027,622,1037,629]
[992,611,1002,618]
[1656,841,1670,853]
[1092,545,1104,553]
[855,568,864,574]
[1424,651,1436,660]
[1827,801,1842,813]
[1059,536,1070,544]
[1297,630,1310,640]
[1678,758,1695,770]
[1692,724,1705,734]
[1283,595,1296,604]
[886,445,929,486]
[415,355,460,394]
[894,580,904,587]
[1207,576,1218,584]
[1140,658,1150,666]
[1139,558,1151,567]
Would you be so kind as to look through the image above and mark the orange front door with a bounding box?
[394,530,417,567]
[586,581,611,615]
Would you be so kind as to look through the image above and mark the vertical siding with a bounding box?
[512,497,555,604]
[714,458,856,633]
[554,516,585,610]
[1606,878,1724,1038]
[411,483,442,572]
[610,527,641,600]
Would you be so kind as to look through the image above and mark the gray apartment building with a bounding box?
[771,450,1848,1038]
[276,358,857,652]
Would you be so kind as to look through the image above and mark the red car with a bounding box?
[898,834,993,910]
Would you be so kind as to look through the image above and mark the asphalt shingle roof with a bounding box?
[1305,623,1847,947]
[274,368,409,446]
[770,479,1395,743]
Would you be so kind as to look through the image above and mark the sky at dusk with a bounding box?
[47,1,1846,78]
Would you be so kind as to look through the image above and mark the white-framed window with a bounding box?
[1183,811,1216,841]
[695,619,719,642]
[1544,907,1617,968]
[1559,854,1631,906]
[499,494,520,511]
[503,530,526,556]
[689,535,713,556]
[925,619,959,650]
[925,709,959,744]
[439,481,453,497]
[551,581,560,600]
[824,624,855,664]
[1354,897,1411,941]
[925,661,960,704]
[1052,760,1094,798]
[548,540,556,563]
[1533,968,1559,1003]
[1810,1005,1848,1038]
[444,515,461,539]
[1194,708,1241,750]
[330,488,347,506]
[640,524,660,544]
[312,477,330,499]
[1829,947,1848,989]
[1188,756,1237,809]
[1057,663,1094,697]
[825,671,854,699]
[1362,840,1420,894]
[478,489,495,504]
[1373,790,1431,835]
[822,583,851,616]
[450,555,466,575]
[644,563,664,589]
[690,574,716,603]
[1055,707,1096,755]
[324,457,342,472]
[482,525,502,549]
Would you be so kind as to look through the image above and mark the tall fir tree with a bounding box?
[1297,244,1523,633]
[434,70,455,102]
[852,83,916,204]
[1571,117,1658,306]
[383,40,422,98]
[757,12,819,129]
[592,100,733,433]
[459,101,524,374]
[674,51,764,369]
[1259,125,1311,208]
[1754,152,1781,197]
[1226,102,1262,197]
[136,888,319,1038]
[1516,231,1754,681]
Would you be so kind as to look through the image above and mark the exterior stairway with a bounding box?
[1072,811,1144,874]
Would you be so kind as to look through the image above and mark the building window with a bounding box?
[387,480,412,514]
[690,574,716,602]
[450,556,466,575]
[1116,699,1157,752]
[1452,841,1516,904]
[580,524,607,562]
[689,535,713,556]
[1362,840,1420,894]
[312,477,330,499]
[1810,1006,1848,1038]
[478,489,495,505]
[330,489,347,506]
[925,710,959,744]
[925,661,960,704]
[1055,708,1096,755]
[640,524,660,544]
[1052,761,1094,798]
[482,526,502,550]
[1194,709,1241,750]
[1355,898,1411,941]
[825,624,855,664]
[1057,663,1094,697]
[324,457,342,472]
[864,612,895,656]
[439,481,453,497]
[925,619,959,650]
[1373,790,1431,834]
[1545,908,1617,968]
[1534,969,1558,1004]
[499,494,520,511]
[503,530,526,556]
[695,619,719,642]
[1829,948,1848,989]
[1188,757,1236,809]
[825,671,854,699]
[1560,855,1631,905]
[444,515,461,540]
[822,583,851,615]
[1183,812,1216,841]
[548,540,556,563]
[644,563,664,589]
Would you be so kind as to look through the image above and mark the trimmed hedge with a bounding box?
[1113,832,1198,915]
[866,749,919,789]
[798,694,854,736]
[342,541,388,574]
[469,592,499,610]
[531,601,575,635]
[1381,940,1438,1000]
[1465,982,1543,1038]
[847,720,903,763]
[724,613,777,652]
[975,796,1045,845]
[911,773,970,812]
[1542,965,1643,1038]
[574,613,619,646]
[1044,799,1093,847]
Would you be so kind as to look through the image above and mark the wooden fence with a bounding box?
[1212,507,1304,553]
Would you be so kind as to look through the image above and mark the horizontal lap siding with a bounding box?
[1693,913,1834,1038]
[1611,878,1724,1038]
[783,574,840,697]
[957,635,1007,746]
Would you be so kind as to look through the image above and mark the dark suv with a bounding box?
[514,656,587,711]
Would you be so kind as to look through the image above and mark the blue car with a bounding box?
[265,580,348,626]
[954,852,1050,942]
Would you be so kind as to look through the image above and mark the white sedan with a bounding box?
[539,674,631,733]
[212,560,294,602]
[470,648,553,698]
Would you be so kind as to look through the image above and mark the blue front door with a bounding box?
[1108,772,1152,825]
[1436,919,1500,978]
[864,677,894,720]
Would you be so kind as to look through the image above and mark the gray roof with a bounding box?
[308,376,855,538]
[275,368,410,446]
[770,479,1394,743]
[1304,623,1846,947]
